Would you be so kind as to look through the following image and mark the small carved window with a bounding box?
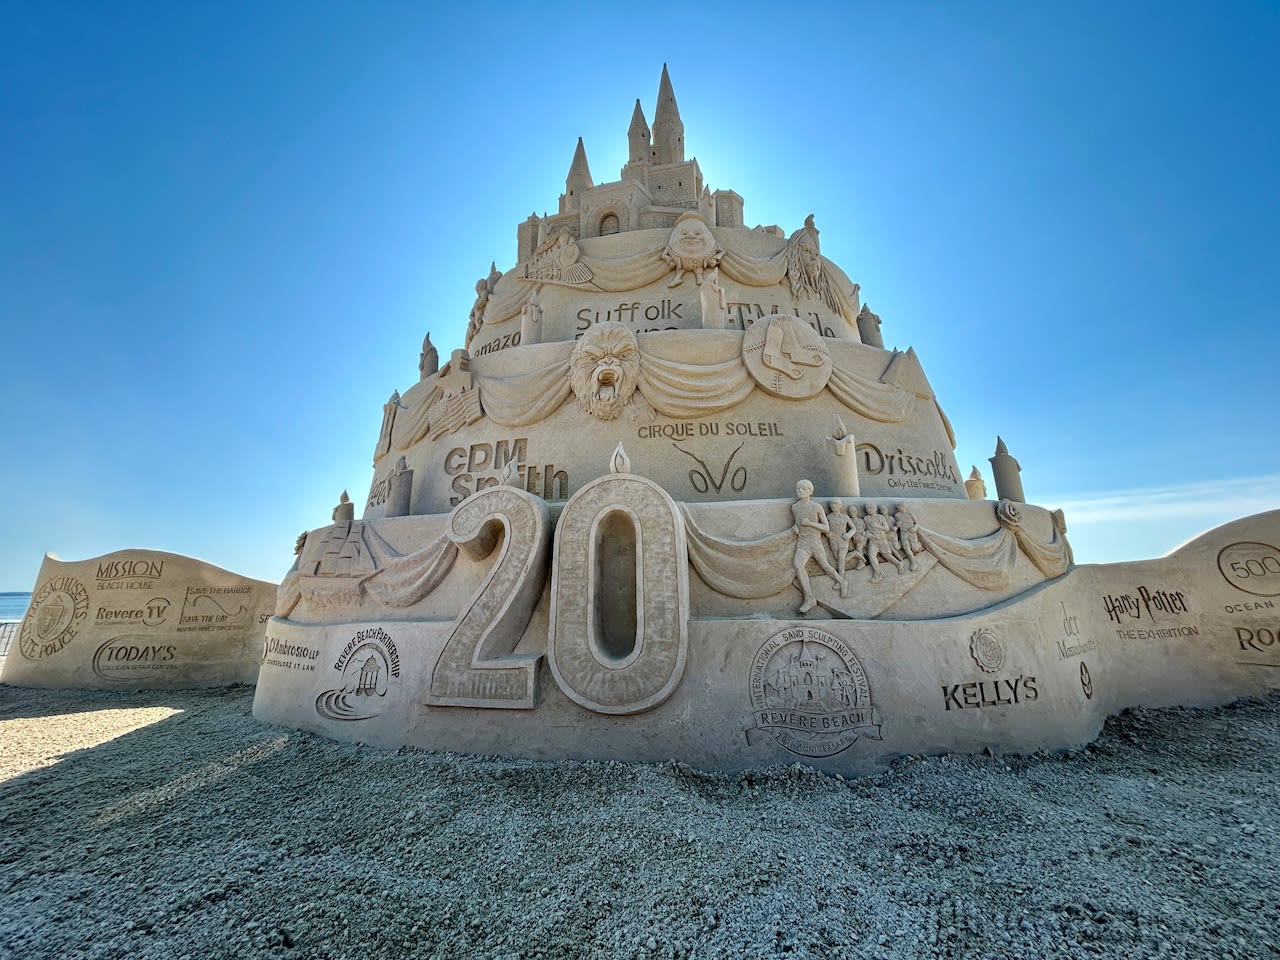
[599,213,620,236]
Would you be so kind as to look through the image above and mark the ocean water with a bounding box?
[0,592,31,622]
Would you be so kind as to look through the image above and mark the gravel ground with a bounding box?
[0,683,1276,960]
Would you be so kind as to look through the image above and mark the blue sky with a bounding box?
[1,2,1277,590]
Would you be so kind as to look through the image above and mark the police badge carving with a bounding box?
[19,576,89,660]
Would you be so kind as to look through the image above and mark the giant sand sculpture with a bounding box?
[254,68,1280,772]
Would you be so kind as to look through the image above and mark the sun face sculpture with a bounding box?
[569,321,642,421]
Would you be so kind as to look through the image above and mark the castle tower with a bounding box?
[628,99,650,164]
[652,64,685,165]
[560,137,594,213]
[517,211,540,264]
[621,99,652,182]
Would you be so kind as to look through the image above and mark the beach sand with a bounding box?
[0,683,1276,959]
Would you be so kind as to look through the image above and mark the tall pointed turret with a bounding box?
[560,137,594,213]
[652,64,685,165]
[627,99,651,164]
[566,137,593,198]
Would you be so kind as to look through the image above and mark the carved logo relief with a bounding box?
[180,586,251,629]
[969,628,1005,673]
[673,442,747,494]
[1217,542,1280,598]
[92,635,180,683]
[746,628,881,758]
[1080,661,1094,700]
[19,575,90,660]
[742,316,832,399]
[316,628,401,721]
[93,596,171,628]
[95,557,165,589]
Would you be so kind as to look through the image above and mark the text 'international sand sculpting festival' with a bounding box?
[9,67,1280,774]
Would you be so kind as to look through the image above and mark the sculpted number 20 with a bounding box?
[426,475,691,715]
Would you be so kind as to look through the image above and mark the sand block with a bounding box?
[3,550,275,689]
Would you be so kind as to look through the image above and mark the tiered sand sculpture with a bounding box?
[253,67,1280,772]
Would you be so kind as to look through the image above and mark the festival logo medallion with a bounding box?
[315,627,401,721]
[746,627,881,758]
[19,576,90,660]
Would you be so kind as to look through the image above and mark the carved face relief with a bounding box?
[798,239,822,285]
[786,230,831,305]
[570,322,641,421]
[662,214,724,286]
[671,217,716,258]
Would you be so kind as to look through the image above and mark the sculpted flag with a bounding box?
[681,505,799,599]
[638,350,755,418]
[826,367,914,423]
[473,359,573,428]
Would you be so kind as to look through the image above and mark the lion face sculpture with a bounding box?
[570,322,641,421]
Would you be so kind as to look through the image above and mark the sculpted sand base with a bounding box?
[253,487,1280,774]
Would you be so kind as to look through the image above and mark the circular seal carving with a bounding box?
[19,575,90,660]
[746,627,880,758]
[1216,542,1280,597]
[741,316,832,399]
[969,628,1004,673]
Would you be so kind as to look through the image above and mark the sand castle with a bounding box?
[233,68,1278,771]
